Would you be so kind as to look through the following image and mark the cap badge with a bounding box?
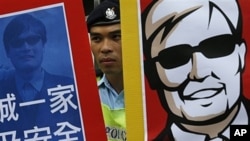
[105,7,117,20]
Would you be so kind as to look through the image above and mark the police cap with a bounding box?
[87,0,120,32]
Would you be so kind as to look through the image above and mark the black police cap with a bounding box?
[87,0,120,32]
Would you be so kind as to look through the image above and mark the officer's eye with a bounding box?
[112,34,121,41]
[90,35,102,43]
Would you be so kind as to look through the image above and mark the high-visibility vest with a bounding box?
[102,104,126,141]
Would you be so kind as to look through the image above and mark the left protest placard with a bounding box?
[0,0,107,140]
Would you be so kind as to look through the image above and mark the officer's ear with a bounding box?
[237,40,246,70]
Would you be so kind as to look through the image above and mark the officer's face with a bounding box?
[7,31,44,73]
[151,5,246,121]
[90,23,122,76]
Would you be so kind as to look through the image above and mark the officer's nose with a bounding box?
[100,39,113,54]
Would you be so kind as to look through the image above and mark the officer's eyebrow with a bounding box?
[108,29,121,35]
[89,29,121,36]
[89,31,101,36]
[110,29,121,33]
[89,29,121,35]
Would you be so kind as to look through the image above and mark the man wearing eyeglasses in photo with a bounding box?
[142,0,250,140]
[0,14,83,140]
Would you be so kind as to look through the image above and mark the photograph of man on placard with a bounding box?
[0,5,84,140]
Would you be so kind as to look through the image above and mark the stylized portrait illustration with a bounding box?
[142,0,249,140]
[0,6,84,140]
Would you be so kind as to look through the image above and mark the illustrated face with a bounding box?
[7,31,44,73]
[149,2,246,122]
[90,24,122,76]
